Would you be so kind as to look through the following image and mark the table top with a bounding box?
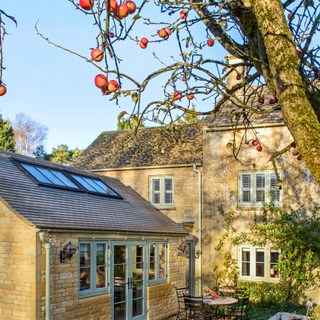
[203,296,238,306]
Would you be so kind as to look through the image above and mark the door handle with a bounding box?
[130,277,133,289]
[128,278,130,289]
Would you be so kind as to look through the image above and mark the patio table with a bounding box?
[202,296,238,320]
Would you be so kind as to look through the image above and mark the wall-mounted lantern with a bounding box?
[60,241,77,263]
[176,241,187,256]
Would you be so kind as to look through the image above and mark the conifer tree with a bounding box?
[0,114,15,152]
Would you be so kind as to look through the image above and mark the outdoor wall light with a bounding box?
[176,241,187,256]
[60,241,77,263]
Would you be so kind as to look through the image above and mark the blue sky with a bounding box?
[0,1,229,152]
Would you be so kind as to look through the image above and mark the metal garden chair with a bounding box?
[175,286,190,319]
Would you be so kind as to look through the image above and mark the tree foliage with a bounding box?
[176,105,204,124]
[33,0,320,186]
[12,113,49,156]
[216,203,320,302]
[46,144,84,165]
[0,114,15,152]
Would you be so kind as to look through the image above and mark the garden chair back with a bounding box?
[175,286,190,319]
[184,296,212,320]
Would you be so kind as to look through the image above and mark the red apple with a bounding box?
[269,98,276,104]
[292,143,296,148]
[0,85,7,96]
[207,38,214,47]
[158,29,166,38]
[141,37,148,45]
[252,140,259,146]
[91,49,104,62]
[109,32,115,38]
[182,76,186,82]
[108,80,119,92]
[105,0,118,13]
[236,75,241,81]
[258,97,264,104]
[95,74,108,89]
[317,70,320,78]
[297,155,302,161]
[256,145,263,152]
[297,48,302,56]
[117,4,129,17]
[125,0,136,14]
[187,94,194,100]
[180,10,188,19]
[101,87,111,95]
[164,28,171,36]
[80,0,94,11]
[288,13,293,20]
[140,42,147,49]
[104,0,114,12]
[171,92,182,101]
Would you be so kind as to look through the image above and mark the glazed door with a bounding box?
[112,242,147,320]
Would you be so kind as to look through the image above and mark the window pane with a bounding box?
[21,164,52,184]
[242,175,251,188]
[270,251,280,278]
[83,177,107,193]
[114,246,126,264]
[96,244,106,266]
[153,193,160,204]
[256,250,264,277]
[242,191,251,202]
[94,179,117,195]
[164,178,172,191]
[114,265,126,283]
[133,298,143,317]
[149,244,155,280]
[114,301,126,320]
[80,244,90,267]
[165,192,172,204]
[256,174,265,188]
[133,282,143,299]
[271,251,279,264]
[153,179,160,191]
[256,190,265,202]
[270,174,280,201]
[114,284,126,303]
[149,262,155,280]
[159,244,165,278]
[96,266,106,288]
[72,175,98,192]
[37,167,66,186]
[149,244,155,262]
[241,249,250,276]
[80,268,90,291]
[51,171,79,188]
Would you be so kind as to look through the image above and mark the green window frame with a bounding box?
[238,170,283,207]
[147,241,168,285]
[238,245,280,282]
[149,176,174,207]
[78,240,110,298]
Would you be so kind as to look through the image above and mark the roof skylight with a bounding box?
[14,158,122,199]
[21,163,79,189]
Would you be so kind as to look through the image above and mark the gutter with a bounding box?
[205,122,285,132]
[89,163,203,172]
[193,164,202,296]
[39,232,51,320]
[34,228,187,237]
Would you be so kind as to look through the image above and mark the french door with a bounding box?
[111,241,147,320]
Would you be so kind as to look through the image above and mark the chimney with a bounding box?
[225,55,244,89]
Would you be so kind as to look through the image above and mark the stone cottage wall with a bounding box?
[0,201,36,320]
[99,166,202,292]
[37,232,186,320]
[202,125,320,302]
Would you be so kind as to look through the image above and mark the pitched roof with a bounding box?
[72,123,203,170]
[0,150,186,235]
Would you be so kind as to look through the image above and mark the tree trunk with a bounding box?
[249,0,320,185]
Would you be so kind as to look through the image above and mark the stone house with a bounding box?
[73,103,320,303]
[0,150,189,320]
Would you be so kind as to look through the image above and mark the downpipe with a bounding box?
[193,164,202,296]
[39,232,51,320]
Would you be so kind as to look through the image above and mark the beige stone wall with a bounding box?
[37,232,186,320]
[0,201,36,320]
[99,167,202,292]
[202,126,320,302]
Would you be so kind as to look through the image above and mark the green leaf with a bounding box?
[132,92,139,103]
[131,115,139,127]
[133,14,141,20]
[117,111,128,122]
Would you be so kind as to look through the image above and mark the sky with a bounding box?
[0,1,229,152]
